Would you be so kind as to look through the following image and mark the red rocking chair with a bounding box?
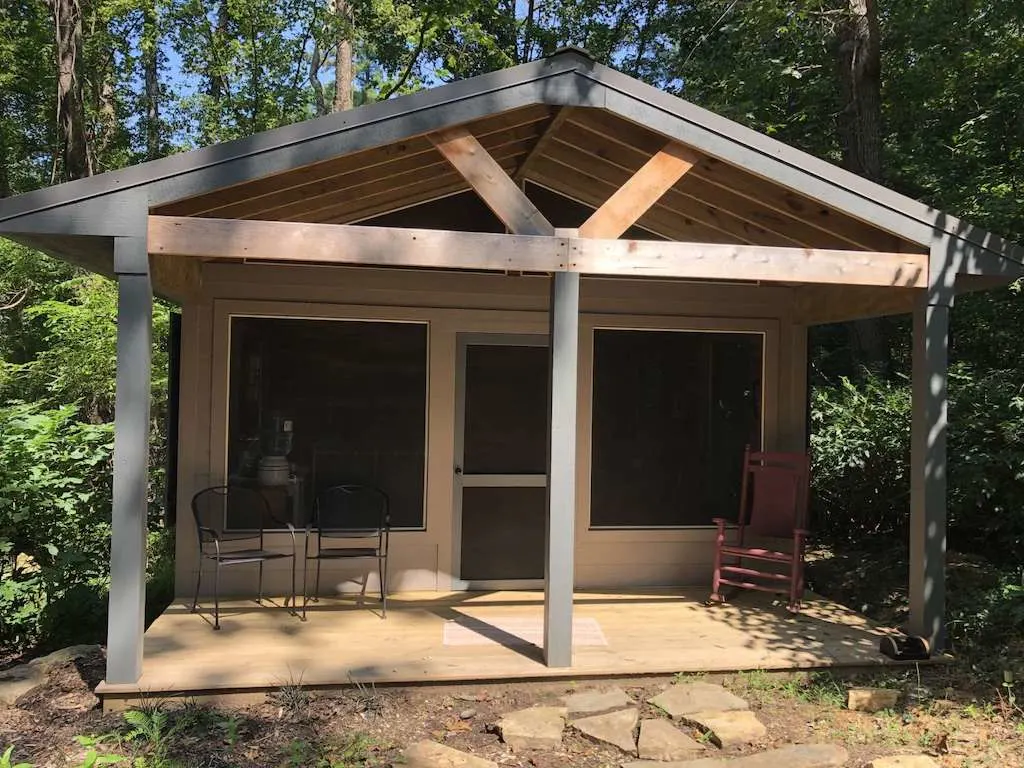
[709,446,811,612]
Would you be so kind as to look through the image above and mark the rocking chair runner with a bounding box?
[709,446,811,611]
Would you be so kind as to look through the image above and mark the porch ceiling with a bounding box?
[151,105,919,255]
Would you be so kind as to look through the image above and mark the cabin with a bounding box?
[1,49,1021,706]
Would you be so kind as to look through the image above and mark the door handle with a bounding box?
[454,465,463,475]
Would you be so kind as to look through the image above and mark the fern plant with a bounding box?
[0,746,33,768]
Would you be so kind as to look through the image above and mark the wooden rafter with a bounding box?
[149,215,927,288]
[429,126,555,236]
[578,141,699,239]
[513,106,574,182]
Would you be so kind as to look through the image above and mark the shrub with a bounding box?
[809,374,911,544]
[0,403,114,648]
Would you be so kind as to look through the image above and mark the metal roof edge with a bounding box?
[0,53,591,226]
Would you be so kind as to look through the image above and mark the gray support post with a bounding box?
[544,260,580,668]
[908,246,952,651]
[106,235,153,684]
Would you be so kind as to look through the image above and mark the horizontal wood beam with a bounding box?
[429,126,555,236]
[569,239,928,288]
[149,216,928,288]
[148,216,568,272]
[578,141,698,239]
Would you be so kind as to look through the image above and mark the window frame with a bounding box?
[216,306,431,533]
[581,314,777,533]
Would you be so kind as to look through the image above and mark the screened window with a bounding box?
[226,317,427,530]
[590,329,763,528]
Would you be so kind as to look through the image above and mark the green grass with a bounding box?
[731,669,847,708]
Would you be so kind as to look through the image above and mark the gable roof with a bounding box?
[1,48,1021,282]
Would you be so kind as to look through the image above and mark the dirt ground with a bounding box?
[0,649,1022,767]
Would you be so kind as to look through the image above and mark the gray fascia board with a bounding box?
[583,63,1024,273]
[0,54,594,227]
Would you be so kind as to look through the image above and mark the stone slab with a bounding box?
[0,665,43,706]
[649,683,749,718]
[637,718,705,761]
[404,741,498,768]
[622,743,848,768]
[564,687,633,717]
[572,708,640,754]
[28,644,102,672]
[848,687,901,712]
[869,757,940,768]
[682,710,766,748]
[497,706,566,751]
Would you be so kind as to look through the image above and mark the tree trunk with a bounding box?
[332,0,353,111]
[49,0,90,180]
[837,0,888,373]
[310,40,328,116]
[838,0,882,182]
[208,0,229,101]
[142,0,160,159]
[0,131,10,199]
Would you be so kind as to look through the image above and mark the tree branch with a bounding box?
[379,14,430,101]
[0,288,28,312]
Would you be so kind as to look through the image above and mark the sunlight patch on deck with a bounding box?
[442,616,608,647]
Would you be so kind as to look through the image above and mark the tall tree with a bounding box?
[837,0,888,370]
[48,0,91,180]
[141,0,161,159]
[837,0,882,182]
[332,0,353,111]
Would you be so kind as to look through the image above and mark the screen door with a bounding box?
[454,334,549,588]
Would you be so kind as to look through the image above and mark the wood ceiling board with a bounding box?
[293,150,525,224]
[307,158,529,226]
[694,154,908,252]
[794,284,919,324]
[526,165,733,244]
[235,122,546,221]
[533,144,786,246]
[155,104,555,218]
[245,135,539,222]
[570,107,908,253]
[13,233,114,277]
[553,120,850,250]
[513,106,575,182]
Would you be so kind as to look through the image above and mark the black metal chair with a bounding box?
[190,485,299,630]
[303,485,390,619]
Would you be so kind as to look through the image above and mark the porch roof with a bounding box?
[0,48,1021,302]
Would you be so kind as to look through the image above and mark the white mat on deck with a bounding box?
[442,616,608,647]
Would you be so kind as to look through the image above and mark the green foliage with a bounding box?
[810,375,911,543]
[0,402,114,648]
[0,746,33,768]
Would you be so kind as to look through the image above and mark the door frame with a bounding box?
[452,332,549,590]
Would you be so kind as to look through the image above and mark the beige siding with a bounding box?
[175,262,808,598]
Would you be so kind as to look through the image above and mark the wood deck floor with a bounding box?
[98,589,902,704]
